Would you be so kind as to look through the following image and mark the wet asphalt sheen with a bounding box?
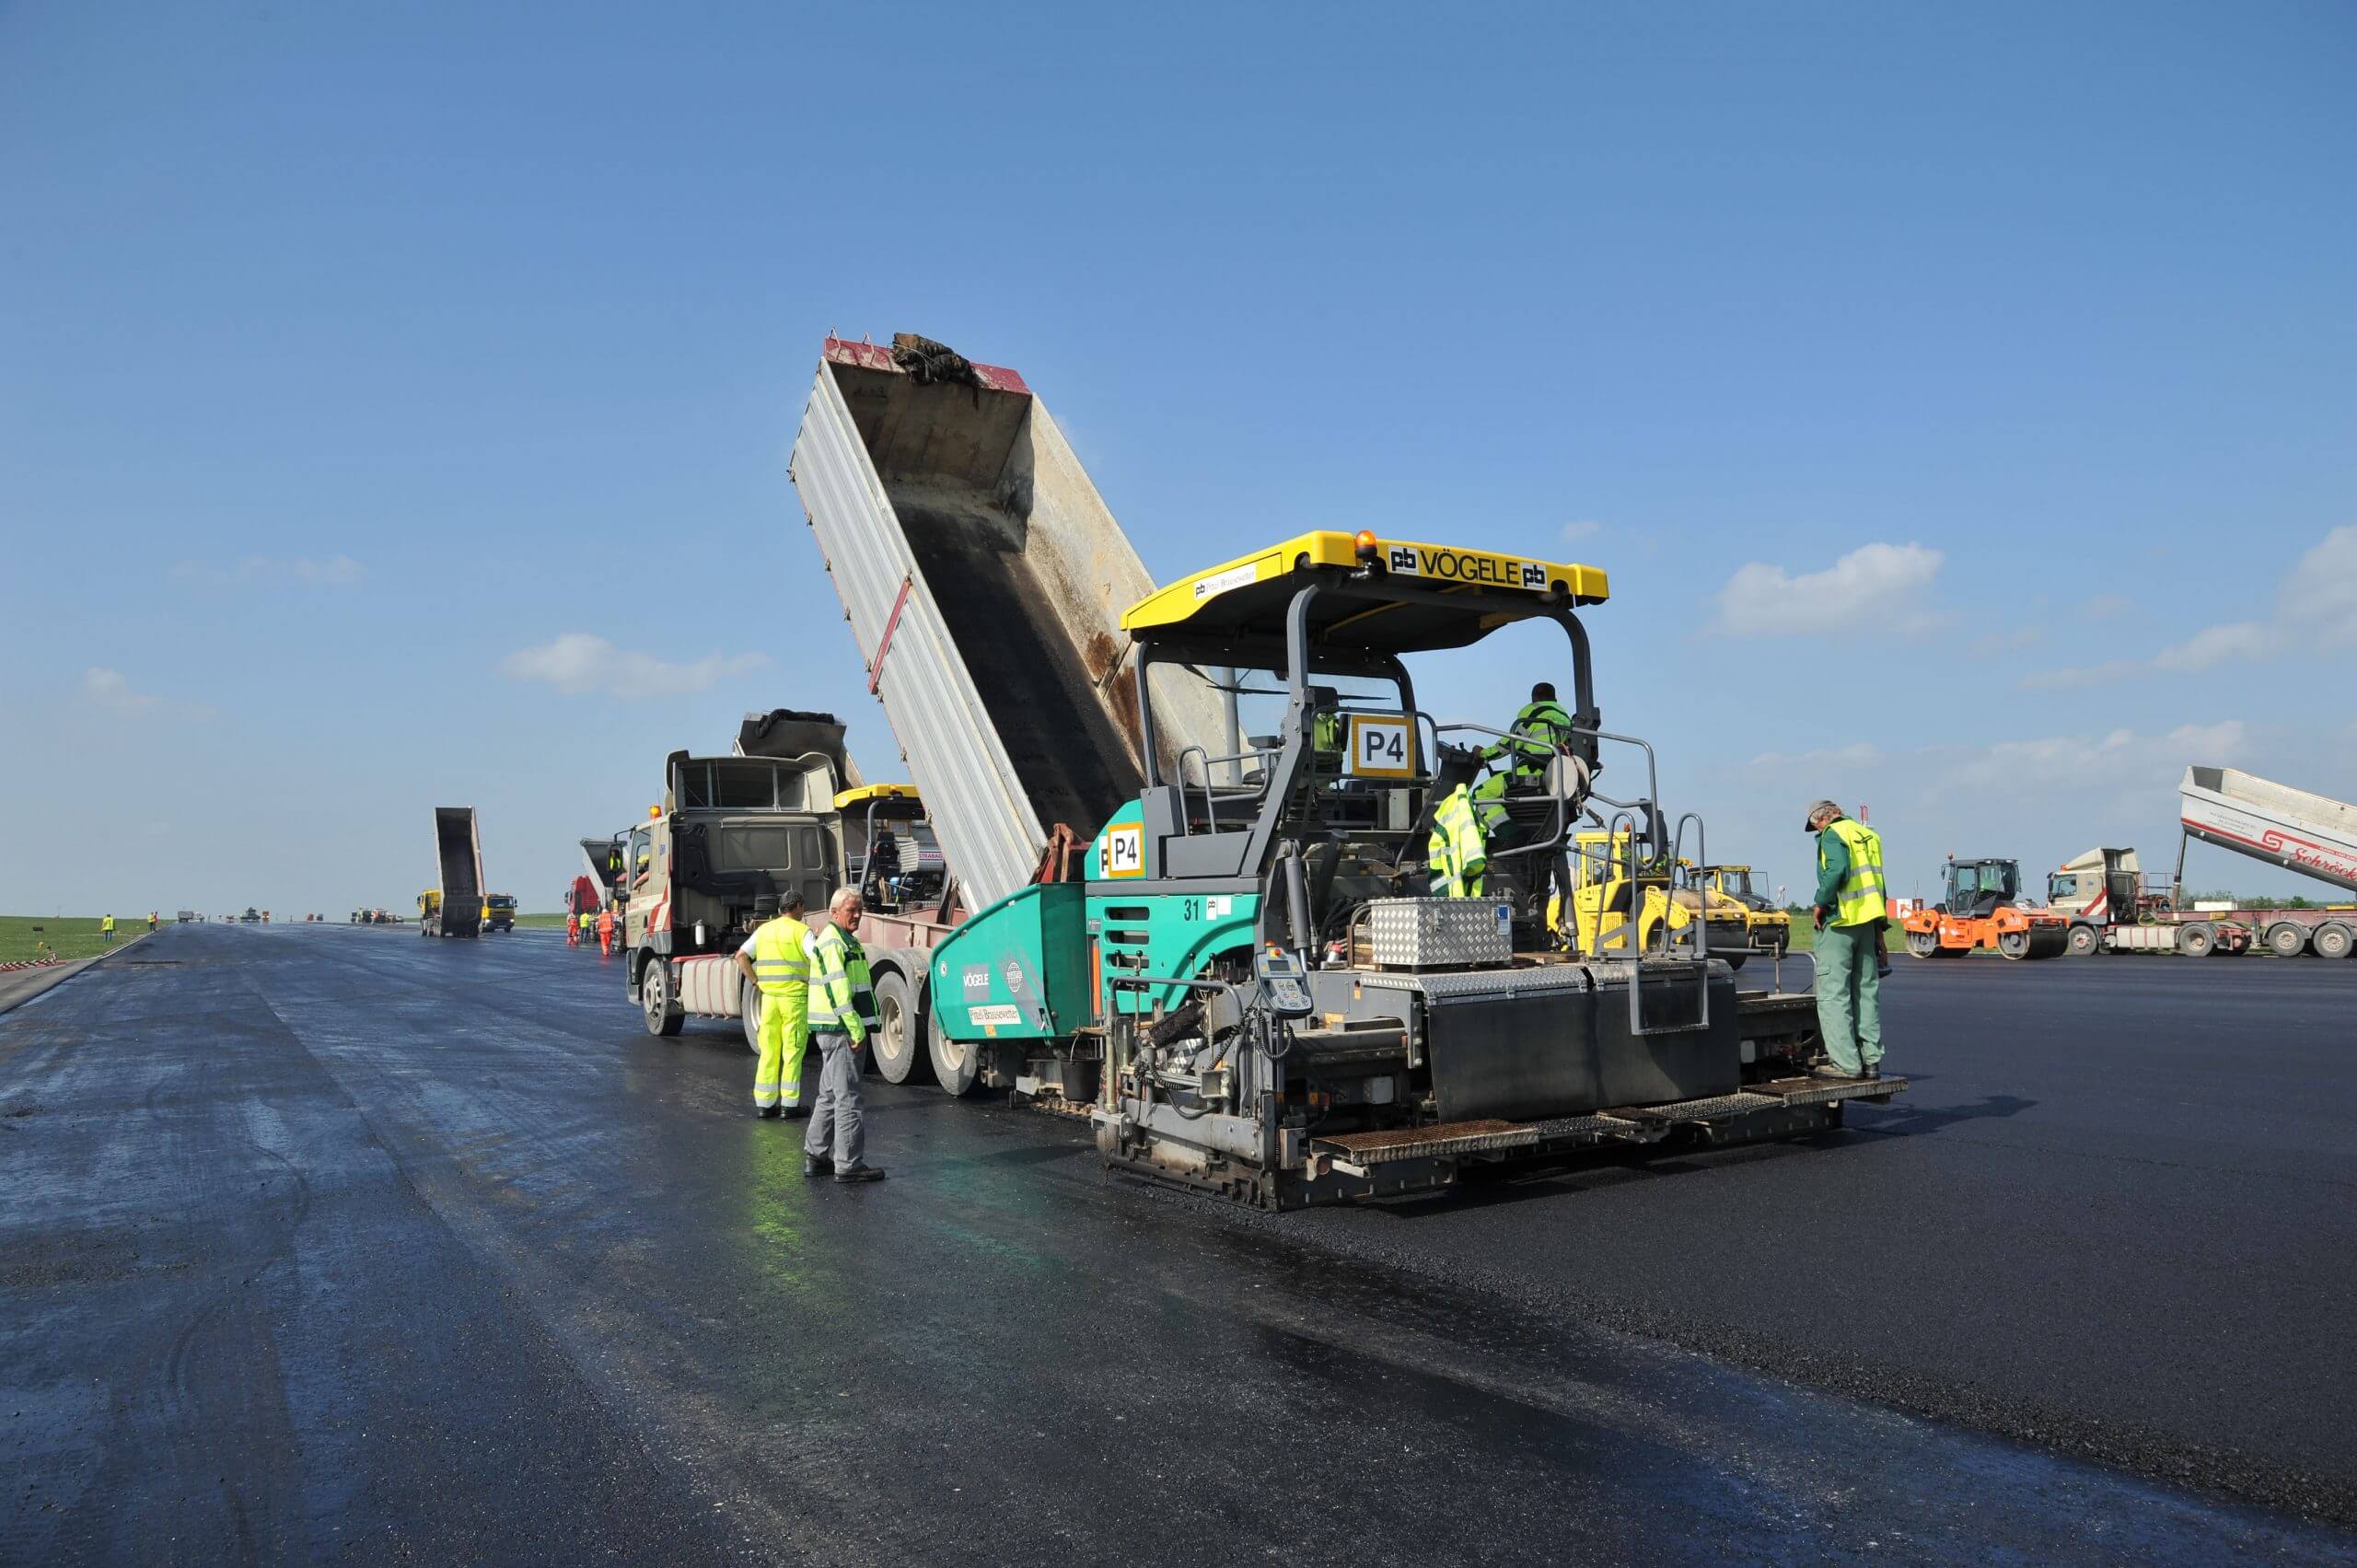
[3,925,2354,1566]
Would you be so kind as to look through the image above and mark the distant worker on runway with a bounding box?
[737,893,813,1121]
[803,887,885,1181]
[147,912,158,934]
[1806,799,1887,1080]
[597,905,615,956]
[100,913,115,947]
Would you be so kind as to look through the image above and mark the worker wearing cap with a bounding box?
[735,893,813,1119]
[1486,682,1576,790]
[804,887,886,1180]
[1806,799,1887,1079]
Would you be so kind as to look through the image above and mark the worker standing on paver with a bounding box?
[803,887,885,1181]
[100,913,115,947]
[734,893,813,1120]
[1428,784,1487,897]
[1806,798,1887,1080]
[1487,681,1576,790]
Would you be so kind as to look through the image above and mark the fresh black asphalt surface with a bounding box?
[5,923,2354,1564]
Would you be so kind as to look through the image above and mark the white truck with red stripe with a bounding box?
[2046,767,2357,960]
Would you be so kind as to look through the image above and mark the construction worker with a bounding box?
[1486,681,1576,790]
[100,913,115,947]
[1427,784,1487,898]
[735,893,813,1120]
[804,887,886,1181]
[146,911,158,934]
[597,903,615,956]
[1805,798,1887,1080]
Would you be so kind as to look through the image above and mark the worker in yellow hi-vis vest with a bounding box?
[734,892,813,1120]
[1805,798,1887,1080]
[100,913,116,947]
[804,887,885,1181]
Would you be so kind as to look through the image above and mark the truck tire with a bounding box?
[2066,924,2099,957]
[741,987,762,1051]
[2177,922,2216,958]
[2315,923,2354,961]
[2264,922,2311,958]
[642,959,685,1037]
[927,1011,981,1098]
[868,970,934,1086]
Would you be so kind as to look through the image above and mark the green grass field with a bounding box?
[514,912,574,929]
[1778,915,1910,955]
[0,914,159,964]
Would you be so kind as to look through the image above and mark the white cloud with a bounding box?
[80,668,215,720]
[2023,524,2354,687]
[1968,626,2044,658]
[1931,720,2247,798]
[172,554,366,587]
[1713,542,1944,637]
[1562,519,1604,542]
[2151,621,2273,672]
[82,668,161,715]
[502,633,768,700]
[2084,593,2131,619]
[2282,524,2357,646]
[1747,740,1883,771]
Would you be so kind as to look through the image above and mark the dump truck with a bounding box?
[791,332,1898,1208]
[422,807,483,938]
[2045,768,2357,959]
[621,720,852,1043]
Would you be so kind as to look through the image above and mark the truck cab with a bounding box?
[624,724,852,1035]
[481,893,517,934]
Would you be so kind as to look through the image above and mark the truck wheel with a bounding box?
[741,988,762,1051]
[642,960,685,1037]
[2264,923,2310,959]
[2315,923,2354,961]
[868,970,934,1086]
[1905,930,1939,959]
[1998,931,2030,959]
[2176,922,2216,958]
[927,1011,981,1097]
[2066,924,2099,957]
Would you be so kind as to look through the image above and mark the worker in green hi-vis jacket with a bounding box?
[1805,799,1887,1080]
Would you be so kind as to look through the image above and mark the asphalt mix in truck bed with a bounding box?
[4,924,2353,1564]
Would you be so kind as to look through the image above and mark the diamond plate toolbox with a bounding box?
[1367,897,1513,970]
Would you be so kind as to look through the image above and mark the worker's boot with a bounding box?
[782,1105,807,1121]
[756,1106,781,1120]
[803,1155,834,1178]
[833,1164,887,1184]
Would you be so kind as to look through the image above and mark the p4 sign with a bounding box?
[1346,714,1415,779]
[1103,823,1146,877]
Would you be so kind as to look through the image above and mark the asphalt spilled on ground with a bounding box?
[4,923,2353,1565]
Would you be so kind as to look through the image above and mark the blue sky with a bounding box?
[4,1,2352,916]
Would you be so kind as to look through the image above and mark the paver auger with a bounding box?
[923,530,1905,1208]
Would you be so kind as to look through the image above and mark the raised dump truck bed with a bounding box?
[789,335,1212,910]
[2180,766,2357,896]
[431,807,483,938]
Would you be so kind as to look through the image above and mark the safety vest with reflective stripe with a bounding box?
[1428,784,1488,898]
[1490,700,1574,781]
[1822,818,1888,926]
[809,922,878,1036]
[749,915,810,997]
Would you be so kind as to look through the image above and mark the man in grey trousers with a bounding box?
[803,886,887,1183]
